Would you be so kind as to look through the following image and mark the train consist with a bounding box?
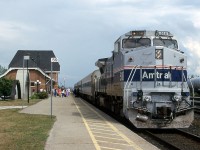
[74,30,194,128]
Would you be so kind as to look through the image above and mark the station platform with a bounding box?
[20,94,160,150]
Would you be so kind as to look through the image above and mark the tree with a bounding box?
[0,65,7,75]
[0,78,13,100]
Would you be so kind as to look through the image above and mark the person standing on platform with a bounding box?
[66,88,69,97]
[58,88,61,97]
[61,89,65,98]
[54,88,57,97]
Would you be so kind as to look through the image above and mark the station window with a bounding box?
[30,81,35,87]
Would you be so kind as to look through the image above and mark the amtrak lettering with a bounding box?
[124,69,187,82]
[142,71,170,79]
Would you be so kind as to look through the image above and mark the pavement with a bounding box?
[20,94,96,150]
[0,106,27,110]
[17,94,160,150]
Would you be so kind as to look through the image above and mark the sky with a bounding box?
[0,0,200,87]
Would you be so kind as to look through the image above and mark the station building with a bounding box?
[0,50,60,99]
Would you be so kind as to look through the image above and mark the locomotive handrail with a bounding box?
[182,70,194,107]
[181,66,184,92]
[188,77,194,106]
[140,66,142,90]
[124,65,138,89]
[124,65,138,108]
[169,66,172,88]
[154,66,157,87]
[127,65,139,89]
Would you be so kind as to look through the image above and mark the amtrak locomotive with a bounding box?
[74,30,194,128]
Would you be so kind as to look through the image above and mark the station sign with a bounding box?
[51,57,58,62]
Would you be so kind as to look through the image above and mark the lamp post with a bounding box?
[24,55,30,103]
[35,80,41,93]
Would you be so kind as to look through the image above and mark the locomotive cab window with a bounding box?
[122,38,151,49]
[153,38,178,49]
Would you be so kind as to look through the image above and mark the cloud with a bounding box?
[183,37,200,74]
[0,0,200,86]
[0,21,38,44]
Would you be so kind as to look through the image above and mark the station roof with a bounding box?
[8,50,60,72]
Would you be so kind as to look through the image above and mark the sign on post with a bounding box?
[51,57,58,62]
[50,57,58,118]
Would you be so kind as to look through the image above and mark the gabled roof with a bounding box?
[8,50,60,72]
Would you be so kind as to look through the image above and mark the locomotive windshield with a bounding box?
[122,38,151,48]
[153,38,178,49]
[122,37,178,50]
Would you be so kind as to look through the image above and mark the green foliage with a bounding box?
[37,92,48,99]
[0,78,13,100]
[31,92,48,99]
[30,93,39,99]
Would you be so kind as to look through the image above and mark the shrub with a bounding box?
[0,78,13,100]
[31,92,48,99]
[37,92,48,99]
[30,94,39,99]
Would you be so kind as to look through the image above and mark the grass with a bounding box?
[0,99,56,150]
[0,99,41,106]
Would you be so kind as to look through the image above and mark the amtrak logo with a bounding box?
[124,69,186,82]
[142,71,170,79]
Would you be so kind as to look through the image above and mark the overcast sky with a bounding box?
[0,0,200,87]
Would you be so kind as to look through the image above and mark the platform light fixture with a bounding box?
[35,80,41,93]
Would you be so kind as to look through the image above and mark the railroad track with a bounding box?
[82,97,200,150]
[143,129,200,150]
[101,103,200,150]
[194,107,200,114]
[96,106,200,150]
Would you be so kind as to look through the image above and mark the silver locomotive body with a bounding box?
[76,30,194,128]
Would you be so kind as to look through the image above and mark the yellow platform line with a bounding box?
[79,99,143,150]
[92,131,121,136]
[101,146,122,150]
[90,127,117,133]
[87,121,107,125]
[95,135,124,141]
[89,124,112,129]
[97,140,133,147]
[74,100,101,150]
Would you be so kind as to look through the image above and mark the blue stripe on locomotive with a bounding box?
[124,69,187,82]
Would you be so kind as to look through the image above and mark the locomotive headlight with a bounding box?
[155,49,163,59]
[143,96,151,102]
[173,95,182,102]
[128,57,133,62]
